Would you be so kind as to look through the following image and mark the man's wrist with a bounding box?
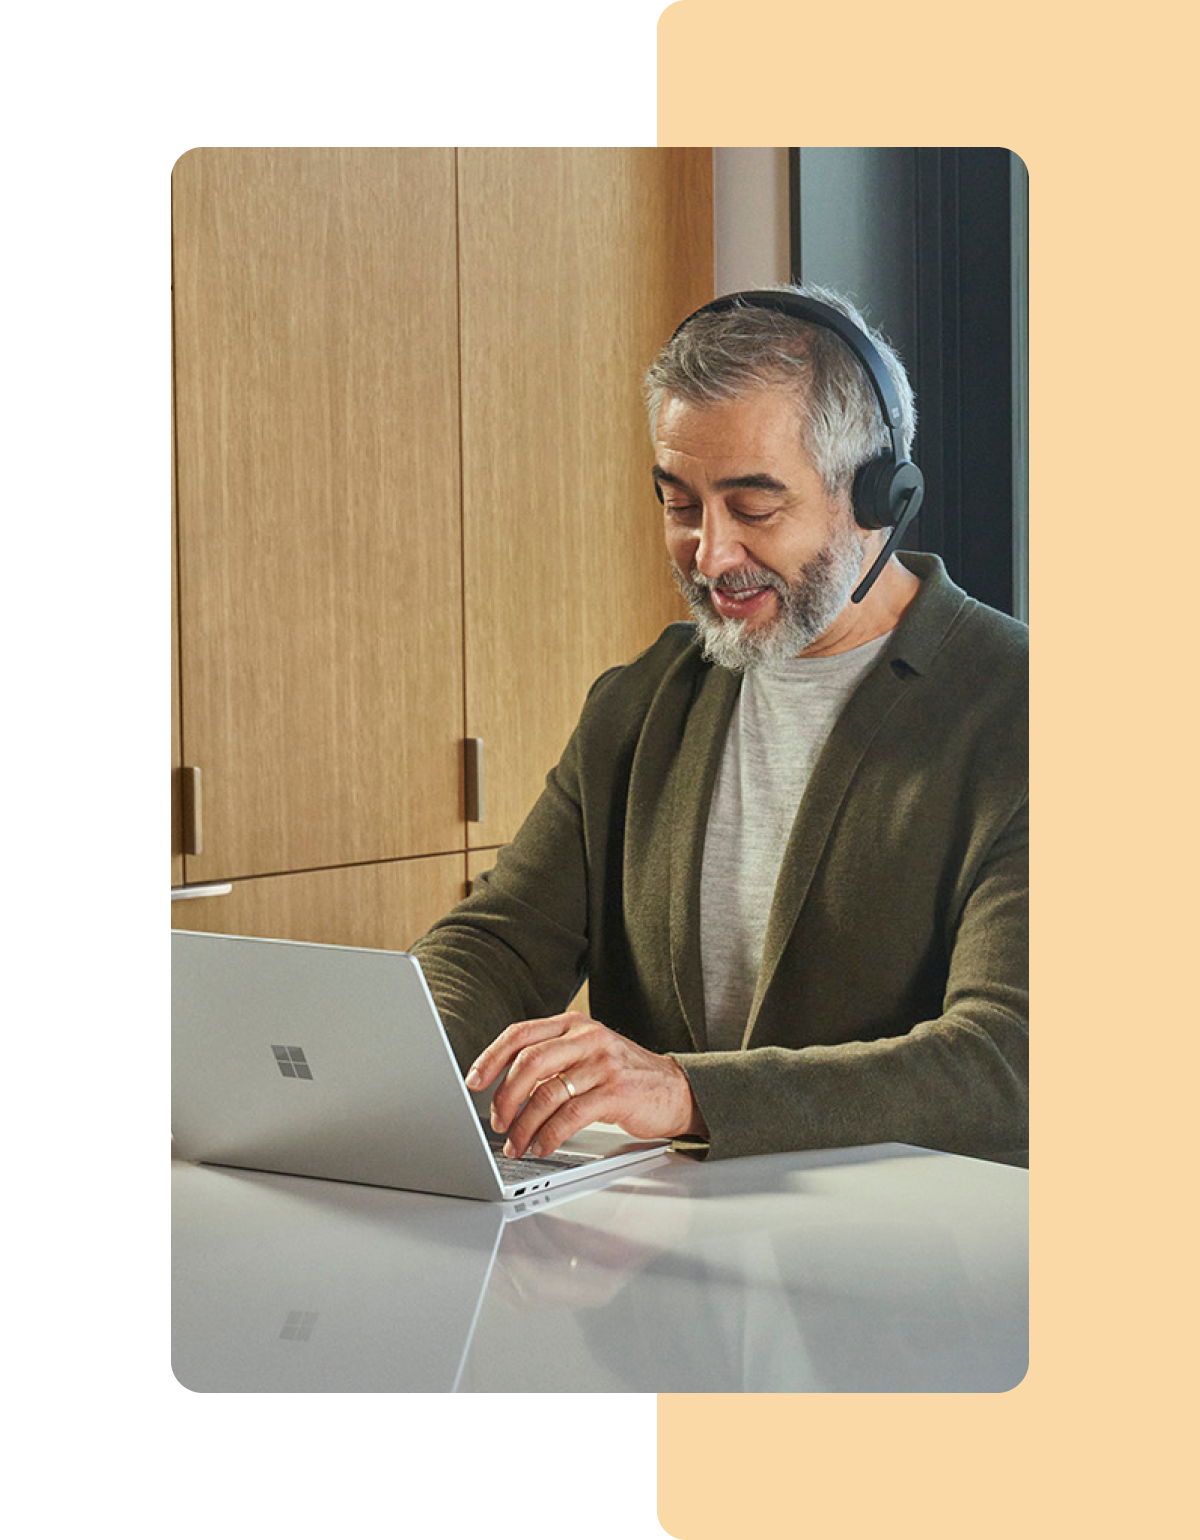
[683,1097,709,1138]
[669,1058,709,1138]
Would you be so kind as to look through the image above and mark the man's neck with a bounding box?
[799,554,921,658]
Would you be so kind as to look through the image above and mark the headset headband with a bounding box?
[673,290,906,462]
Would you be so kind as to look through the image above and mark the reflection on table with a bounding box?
[172,1142,1027,1393]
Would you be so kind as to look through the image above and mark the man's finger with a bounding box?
[465,1015,569,1089]
[498,1071,576,1153]
[488,1035,598,1130]
[504,1085,605,1160]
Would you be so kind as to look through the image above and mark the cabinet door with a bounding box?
[171,402,184,888]
[457,148,712,847]
[171,852,466,951]
[173,149,464,883]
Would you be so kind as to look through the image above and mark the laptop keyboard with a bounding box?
[489,1146,594,1184]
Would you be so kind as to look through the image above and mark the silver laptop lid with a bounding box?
[172,931,505,1200]
[172,931,668,1202]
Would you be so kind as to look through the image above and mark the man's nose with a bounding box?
[693,510,746,580]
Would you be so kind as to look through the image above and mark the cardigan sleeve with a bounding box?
[671,794,1029,1164]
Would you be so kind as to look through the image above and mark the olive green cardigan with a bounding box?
[413,554,1028,1164]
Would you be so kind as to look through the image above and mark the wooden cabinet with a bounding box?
[458,149,711,844]
[172,148,712,947]
[172,149,464,883]
[168,855,465,952]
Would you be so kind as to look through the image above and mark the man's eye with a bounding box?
[665,504,701,520]
[734,509,775,524]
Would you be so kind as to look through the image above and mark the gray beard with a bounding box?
[674,525,866,672]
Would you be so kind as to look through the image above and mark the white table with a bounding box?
[172,1142,1027,1393]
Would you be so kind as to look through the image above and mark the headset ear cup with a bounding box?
[889,460,925,523]
[851,457,925,531]
[851,457,896,530]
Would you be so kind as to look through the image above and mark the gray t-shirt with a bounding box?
[699,633,890,1050]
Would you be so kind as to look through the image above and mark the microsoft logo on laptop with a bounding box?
[280,1310,318,1341]
[272,1045,313,1080]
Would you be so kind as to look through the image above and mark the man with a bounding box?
[412,284,1028,1167]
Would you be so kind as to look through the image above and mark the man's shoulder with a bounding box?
[898,554,1027,690]
[562,623,709,753]
[584,622,703,707]
[947,596,1028,678]
[552,624,709,786]
[921,592,1028,789]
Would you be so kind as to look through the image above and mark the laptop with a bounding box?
[172,930,670,1201]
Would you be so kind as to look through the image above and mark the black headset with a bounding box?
[663,289,925,604]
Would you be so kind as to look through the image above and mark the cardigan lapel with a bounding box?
[668,661,741,1052]
[744,553,971,1042]
[743,661,907,1040]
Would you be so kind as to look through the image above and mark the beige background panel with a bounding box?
[173,148,464,882]
[457,147,706,847]
[658,6,1192,1540]
[170,852,466,951]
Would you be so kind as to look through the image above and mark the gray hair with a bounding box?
[643,283,917,497]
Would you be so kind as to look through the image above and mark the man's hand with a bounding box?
[465,1011,707,1158]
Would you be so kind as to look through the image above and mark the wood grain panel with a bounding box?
[173,149,464,882]
[458,148,712,846]
[171,853,466,951]
[171,365,184,887]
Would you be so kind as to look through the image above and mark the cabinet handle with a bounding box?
[181,766,203,854]
[464,738,484,823]
[171,883,233,901]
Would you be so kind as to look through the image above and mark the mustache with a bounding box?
[681,564,786,595]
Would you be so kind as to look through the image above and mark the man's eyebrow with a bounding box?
[651,466,788,494]
[713,472,788,493]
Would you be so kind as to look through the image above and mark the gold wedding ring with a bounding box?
[555,1073,578,1098]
